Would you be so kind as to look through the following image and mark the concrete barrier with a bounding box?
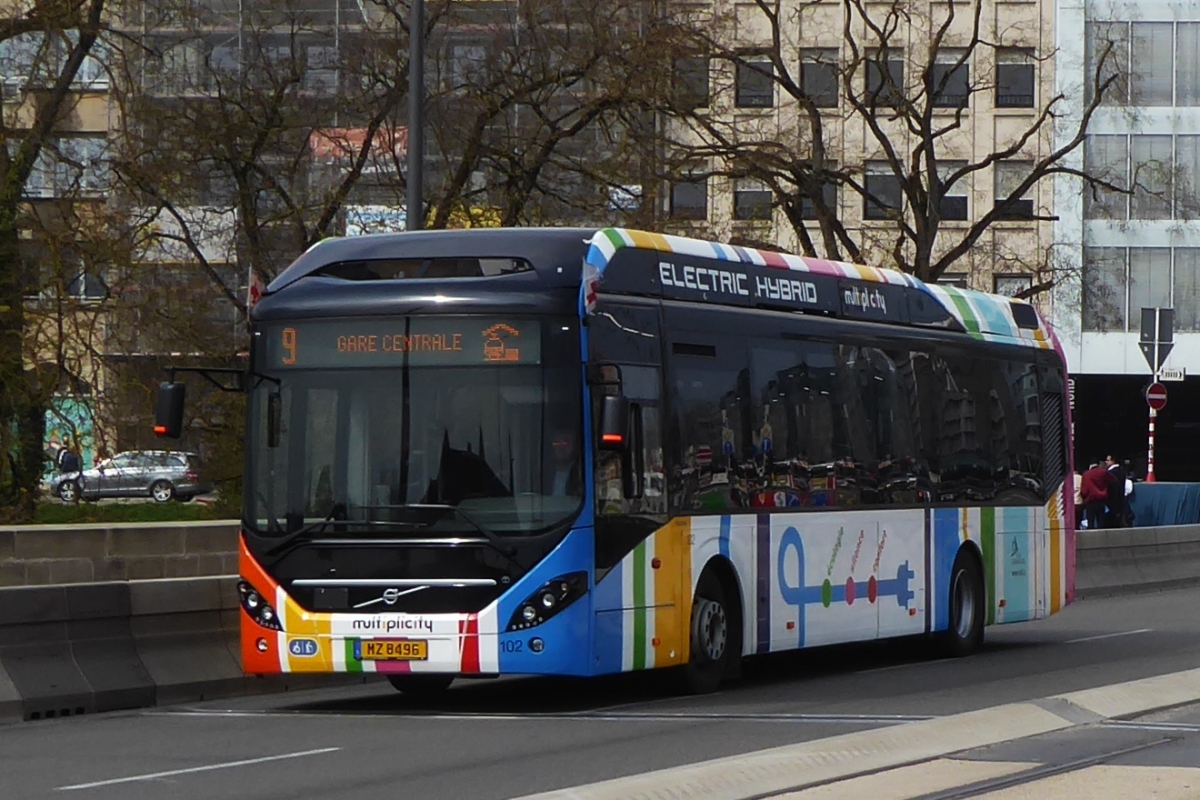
[0,522,1197,723]
[0,576,376,722]
[0,521,239,587]
[1074,523,1200,598]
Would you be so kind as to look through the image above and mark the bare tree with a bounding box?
[423,0,658,228]
[647,0,1126,293]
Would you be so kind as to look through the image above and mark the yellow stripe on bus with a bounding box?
[1049,495,1063,614]
[653,518,691,668]
[626,229,671,253]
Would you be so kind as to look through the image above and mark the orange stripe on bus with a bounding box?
[653,518,691,668]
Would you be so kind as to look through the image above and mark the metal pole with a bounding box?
[406,0,424,231]
[1148,406,1157,483]
[1148,332,1159,483]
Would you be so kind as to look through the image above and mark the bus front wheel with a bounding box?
[681,572,730,695]
[387,674,454,695]
[941,549,985,657]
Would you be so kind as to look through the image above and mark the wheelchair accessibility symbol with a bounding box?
[776,526,915,646]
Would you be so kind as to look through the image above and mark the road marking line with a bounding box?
[55,747,341,791]
[1066,628,1152,644]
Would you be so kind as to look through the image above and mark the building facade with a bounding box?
[658,0,1059,302]
[1055,0,1200,479]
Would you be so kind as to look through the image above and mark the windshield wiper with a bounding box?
[261,503,347,556]
[401,504,518,557]
[255,503,518,563]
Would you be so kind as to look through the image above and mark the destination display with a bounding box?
[263,317,541,369]
[599,247,960,330]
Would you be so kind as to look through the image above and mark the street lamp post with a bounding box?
[407,0,424,231]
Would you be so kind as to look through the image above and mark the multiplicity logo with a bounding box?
[843,285,887,315]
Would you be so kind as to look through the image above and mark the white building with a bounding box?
[1055,0,1200,479]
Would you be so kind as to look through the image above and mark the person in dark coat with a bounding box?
[1104,455,1128,528]
[1080,462,1110,530]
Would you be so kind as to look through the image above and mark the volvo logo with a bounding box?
[352,585,428,609]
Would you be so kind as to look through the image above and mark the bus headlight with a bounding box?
[507,572,587,632]
[238,580,283,631]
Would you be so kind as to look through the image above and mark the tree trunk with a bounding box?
[0,197,41,519]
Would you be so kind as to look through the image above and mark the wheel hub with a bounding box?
[692,598,727,662]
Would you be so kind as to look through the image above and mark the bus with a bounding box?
[156,227,1075,695]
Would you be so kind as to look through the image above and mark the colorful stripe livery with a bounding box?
[581,228,1054,350]
[243,488,1070,675]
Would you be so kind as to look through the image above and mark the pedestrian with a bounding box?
[1104,455,1128,528]
[1080,461,1110,530]
[1071,469,1084,530]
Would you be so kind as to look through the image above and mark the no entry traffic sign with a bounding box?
[1146,382,1168,410]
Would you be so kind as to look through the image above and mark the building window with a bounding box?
[864,162,901,220]
[800,49,838,107]
[445,43,486,90]
[931,50,969,108]
[673,57,709,110]
[1129,247,1172,316]
[800,178,837,220]
[993,161,1033,220]
[1083,135,1129,220]
[1081,247,1127,332]
[1130,135,1173,220]
[0,31,108,92]
[996,48,1034,108]
[1176,136,1200,219]
[1174,249,1200,330]
[304,44,338,94]
[669,173,707,220]
[24,136,110,199]
[736,58,774,108]
[1131,22,1173,106]
[938,274,968,288]
[734,178,772,221]
[66,271,108,301]
[866,49,904,107]
[937,161,968,221]
[993,274,1032,298]
[1085,22,1129,106]
[1178,24,1200,106]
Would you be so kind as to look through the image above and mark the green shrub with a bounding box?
[32,502,227,525]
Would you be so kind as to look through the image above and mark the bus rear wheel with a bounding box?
[387,674,454,695]
[941,549,985,657]
[681,572,730,695]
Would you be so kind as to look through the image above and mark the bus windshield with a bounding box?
[247,317,583,537]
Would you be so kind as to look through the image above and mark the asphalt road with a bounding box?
[3,585,1200,800]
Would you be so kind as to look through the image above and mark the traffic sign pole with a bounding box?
[1148,406,1157,483]
[1140,308,1175,484]
[1145,378,1168,482]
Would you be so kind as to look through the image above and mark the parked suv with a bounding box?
[52,451,212,503]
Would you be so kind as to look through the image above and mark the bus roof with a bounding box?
[260,226,1057,351]
[584,228,1056,351]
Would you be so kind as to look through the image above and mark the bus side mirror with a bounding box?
[154,382,186,438]
[597,395,629,451]
[267,391,282,448]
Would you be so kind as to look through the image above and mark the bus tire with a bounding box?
[941,549,985,658]
[387,674,454,695]
[681,571,730,695]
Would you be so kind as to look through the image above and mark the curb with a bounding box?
[512,667,1200,800]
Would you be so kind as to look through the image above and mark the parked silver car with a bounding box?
[52,451,212,503]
